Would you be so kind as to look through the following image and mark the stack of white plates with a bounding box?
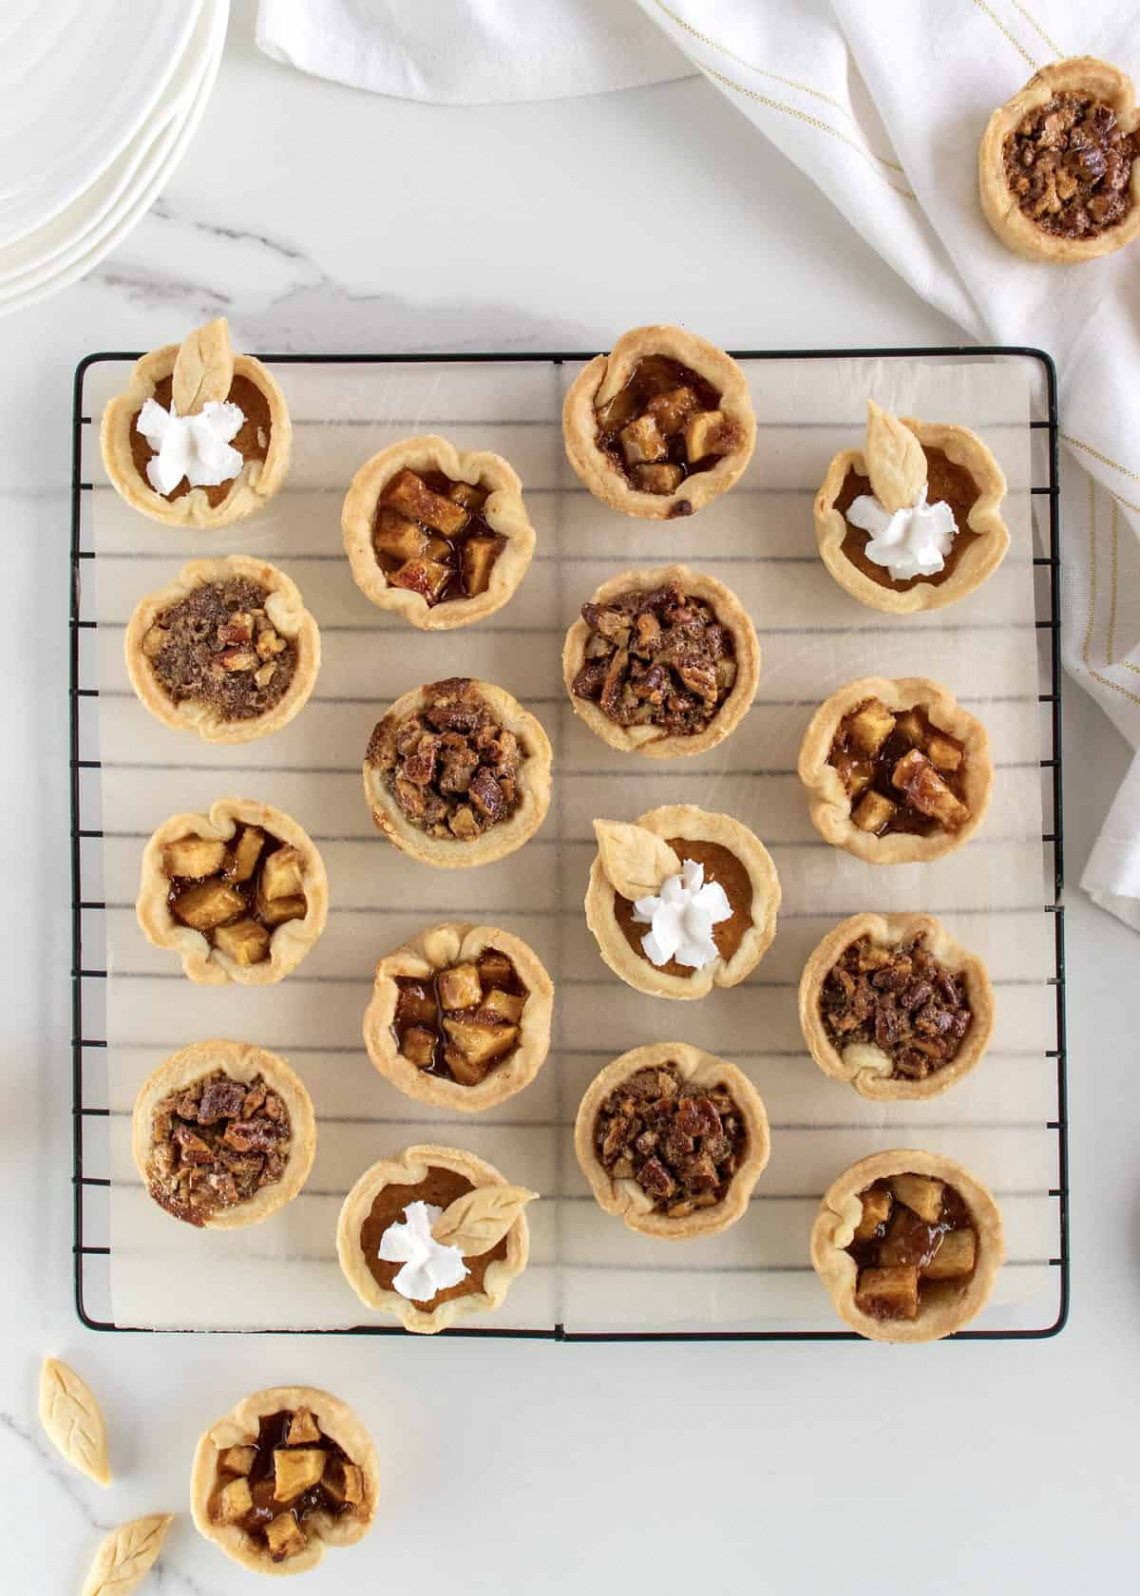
[0,0,229,316]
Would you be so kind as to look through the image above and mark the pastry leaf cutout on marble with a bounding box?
[593,819,681,901]
[38,1357,112,1487]
[81,1514,174,1596]
[865,399,927,512]
[432,1185,538,1256]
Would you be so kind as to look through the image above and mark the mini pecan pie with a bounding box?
[563,565,760,758]
[811,1150,1005,1342]
[563,324,756,518]
[980,56,1140,261]
[191,1386,379,1575]
[131,1041,316,1229]
[798,676,993,863]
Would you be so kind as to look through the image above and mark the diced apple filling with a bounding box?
[382,469,468,535]
[889,1173,945,1224]
[163,837,227,878]
[213,1476,253,1524]
[265,1512,307,1561]
[856,1265,919,1320]
[273,1446,327,1503]
[852,790,897,834]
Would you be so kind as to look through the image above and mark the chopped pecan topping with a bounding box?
[828,698,968,838]
[392,948,527,1086]
[1003,92,1136,239]
[210,1408,362,1562]
[594,354,739,492]
[846,1176,978,1321]
[147,1069,290,1225]
[144,577,296,720]
[821,934,972,1081]
[372,469,505,605]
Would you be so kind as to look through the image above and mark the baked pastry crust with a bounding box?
[574,1042,770,1240]
[336,1143,531,1333]
[363,921,554,1110]
[798,912,995,1100]
[190,1385,379,1576]
[798,676,993,864]
[131,1040,317,1229]
[342,434,536,629]
[562,564,761,759]
[810,1149,1005,1342]
[136,797,329,985]
[585,805,780,1000]
[563,325,756,519]
[979,57,1140,262]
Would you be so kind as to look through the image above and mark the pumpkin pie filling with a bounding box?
[834,447,982,593]
[828,696,969,838]
[163,826,307,967]
[359,1167,507,1308]
[821,933,972,1082]
[613,837,753,978]
[595,354,741,506]
[393,947,528,1086]
[847,1174,978,1322]
[371,468,505,605]
[131,373,271,506]
[145,1068,291,1226]
[141,576,297,721]
[1003,92,1137,239]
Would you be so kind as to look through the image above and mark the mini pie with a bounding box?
[337,1144,533,1333]
[574,1042,771,1239]
[815,400,1010,612]
[101,318,291,527]
[137,798,328,985]
[342,434,536,629]
[125,554,320,743]
[585,806,780,1000]
[810,1150,1005,1342]
[132,1040,316,1229]
[563,565,760,758]
[798,676,993,864]
[191,1385,379,1575]
[363,676,552,867]
[979,56,1140,262]
[563,324,756,519]
[799,913,994,1100]
[364,922,553,1111]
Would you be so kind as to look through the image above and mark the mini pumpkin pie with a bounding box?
[363,676,552,866]
[563,324,756,519]
[799,913,994,1099]
[101,318,291,527]
[815,400,1009,612]
[132,1040,316,1229]
[342,434,536,629]
[574,1043,770,1238]
[337,1144,535,1333]
[125,555,320,743]
[810,1150,1005,1342]
[979,56,1140,262]
[799,677,993,864]
[364,922,553,1111]
[563,565,760,758]
[585,808,780,1000]
[191,1386,379,1575]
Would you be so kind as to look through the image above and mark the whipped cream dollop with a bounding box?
[846,486,957,582]
[136,396,245,496]
[632,858,733,970]
[377,1200,469,1301]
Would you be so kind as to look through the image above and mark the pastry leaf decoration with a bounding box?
[81,1514,174,1596]
[172,317,234,416]
[594,820,681,901]
[431,1185,538,1256]
[864,399,926,513]
[38,1357,112,1487]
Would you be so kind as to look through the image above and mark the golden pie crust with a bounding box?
[563,324,756,519]
[798,676,993,864]
[798,912,995,1100]
[979,57,1140,263]
[342,434,536,629]
[190,1385,379,1577]
[810,1149,1005,1343]
[336,1143,531,1334]
[574,1042,771,1240]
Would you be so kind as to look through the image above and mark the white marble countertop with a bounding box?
[4,6,1139,1590]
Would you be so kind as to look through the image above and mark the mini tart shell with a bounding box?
[585,805,781,1000]
[979,56,1140,263]
[363,921,554,1111]
[362,678,553,868]
[810,1149,1005,1343]
[562,324,756,519]
[814,419,1010,613]
[190,1384,379,1577]
[574,1042,771,1241]
[798,675,993,864]
[562,564,761,759]
[341,434,536,629]
[101,345,291,528]
[124,554,321,744]
[336,1143,531,1334]
[131,1040,317,1230]
[798,912,995,1100]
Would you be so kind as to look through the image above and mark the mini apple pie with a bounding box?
[337,1144,535,1333]
[563,565,760,758]
[132,1041,316,1229]
[980,56,1140,262]
[811,1150,1005,1342]
[563,324,756,519]
[798,676,993,863]
[125,555,320,743]
[191,1386,379,1575]
[101,318,291,527]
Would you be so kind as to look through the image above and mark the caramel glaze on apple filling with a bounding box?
[828,697,969,838]
[846,1175,978,1322]
[142,576,297,720]
[821,934,972,1083]
[147,1070,291,1226]
[392,947,528,1086]
[372,468,505,606]
[1003,92,1137,239]
[162,825,306,968]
